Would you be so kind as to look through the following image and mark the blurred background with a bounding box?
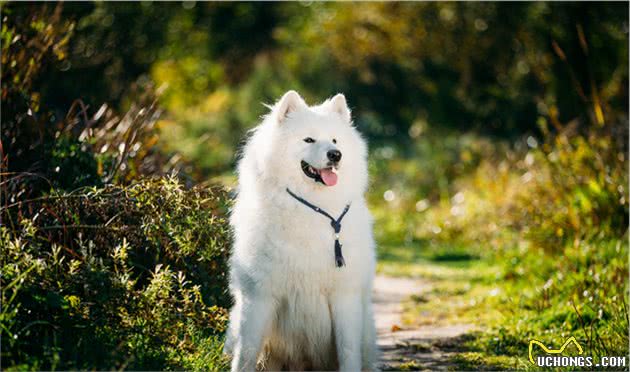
[1,2,628,370]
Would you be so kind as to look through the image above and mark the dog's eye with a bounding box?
[303,137,315,143]
[332,139,337,144]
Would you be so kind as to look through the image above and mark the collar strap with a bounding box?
[286,188,351,267]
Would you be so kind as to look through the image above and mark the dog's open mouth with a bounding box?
[301,160,338,186]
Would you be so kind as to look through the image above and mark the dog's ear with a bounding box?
[328,93,351,123]
[274,90,306,124]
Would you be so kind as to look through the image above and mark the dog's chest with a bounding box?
[256,199,372,286]
[278,205,348,247]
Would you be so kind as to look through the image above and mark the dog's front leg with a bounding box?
[331,292,363,371]
[230,294,274,372]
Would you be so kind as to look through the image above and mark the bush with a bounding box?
[510,125,628,252]
[1,177,232,370]
[1,3,188,208]
[383,123,628,255]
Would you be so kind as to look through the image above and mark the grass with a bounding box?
[376,240,504,326]
[376,240,489,279]
[375,237,629,371]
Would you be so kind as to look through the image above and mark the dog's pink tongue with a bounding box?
[320,169,338,186]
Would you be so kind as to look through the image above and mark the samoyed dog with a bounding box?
[224,91,377,371]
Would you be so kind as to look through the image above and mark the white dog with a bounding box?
[224,90,377,371]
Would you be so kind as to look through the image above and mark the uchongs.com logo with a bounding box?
[528,336,627,368]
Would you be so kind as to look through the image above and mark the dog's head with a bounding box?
[259,90,368,197]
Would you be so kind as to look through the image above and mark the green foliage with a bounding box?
[1,3,73,96]
[1,5,233,369]
[1,178,231,370]
[1,3,187,204]
[48,134,102,190]
[4,2,626,176]
[1,3,77,196]
[511,127,628,252]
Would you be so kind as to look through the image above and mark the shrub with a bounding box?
[1,3,188,208]
[509,125,628,252]
[1,177,232,370]
[397,125,628,255]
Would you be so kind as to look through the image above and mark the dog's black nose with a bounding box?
[327,149,342,162]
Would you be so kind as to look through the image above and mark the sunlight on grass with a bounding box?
[377,243,494,281]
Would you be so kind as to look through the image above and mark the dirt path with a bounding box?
[373,275,474,371]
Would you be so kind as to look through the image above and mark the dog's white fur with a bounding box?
[224,91,377,371]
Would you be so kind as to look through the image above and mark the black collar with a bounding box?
[286,188,351,267]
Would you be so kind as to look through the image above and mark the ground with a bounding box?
[371,239,514,371]
[374,275,475,371]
